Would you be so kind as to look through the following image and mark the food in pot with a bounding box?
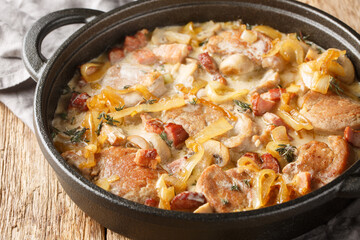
[52,20,360,213]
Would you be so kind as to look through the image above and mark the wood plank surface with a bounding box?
[0,1,359,239]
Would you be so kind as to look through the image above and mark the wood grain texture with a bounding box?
[0,1,358,240]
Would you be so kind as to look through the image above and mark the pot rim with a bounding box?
[32,0,360,223]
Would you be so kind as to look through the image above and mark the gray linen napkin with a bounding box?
[0,0,359,239]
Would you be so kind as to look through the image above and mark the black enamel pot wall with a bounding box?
[22,1,360,239]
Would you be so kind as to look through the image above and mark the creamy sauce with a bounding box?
[52,20,360,213]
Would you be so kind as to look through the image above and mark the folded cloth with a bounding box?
[0,0,135,130]
[0,0,359,239]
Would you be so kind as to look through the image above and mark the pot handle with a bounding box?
[23,8,104,82]
[338,172,360,198]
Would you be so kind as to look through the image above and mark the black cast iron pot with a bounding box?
[23,0,360,239]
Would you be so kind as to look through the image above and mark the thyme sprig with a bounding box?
[63,127,88,143]
[329,77,345,96]
[97,112,119,126]
[234,100,252,112]
[95,120,103,136]
[159,132,173,147]
[143,98,158,105]
[275,144,297,162]
[231,184,239,191]
[115,104,125,111]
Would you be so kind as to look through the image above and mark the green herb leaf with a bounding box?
[189,98,198,105]
[234,100,252,112]
[160,132,173,147]
[123,85,131,89]
[275,144,297,162]
[246,23,252,30]
[59,112,68,120]
[329,77,345,96]
[63,127,87,143]
[221,199,229,205]
[115,104,125,111]
[143,98,157,105]
[61,85,71,95]
[199,39,208,46]
[231,184,239,191]
[243,179,251,188]
[95,121,103,136]
[296,31,310,42]
[51,127,60,139]
[98,112,119,126]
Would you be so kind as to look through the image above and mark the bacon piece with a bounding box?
[292,172,312,196]
[124,29,149,52]
[199,52,227,84]
[260,153,280,173]
[167,157,187,174]
[68,92,90,111]
[108,47,125,64]
[140,114,164,134]
[170,191,206,211]
[153,43,189,64]
[251,92,276,116]
[344,126,360,148]
[199,52,218,74]
[261,88,286,101]
[144,198,159,207]
[133,48,158,65]
[164,123,189,149]
[263,112,287,127]
[134,149,161,169]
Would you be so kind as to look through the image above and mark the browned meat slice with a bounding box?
[102,63,166,106]
[96,147,165,204]
[344,126,360,148]
[153,43,189,64]
[299,91,360,134]
[163,104,223,136]
[134,149,161,169]
[283,136,349,189]
[207,30,272,64]
[196,165,253,213]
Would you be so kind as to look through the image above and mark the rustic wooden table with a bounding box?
[1,0,359,239]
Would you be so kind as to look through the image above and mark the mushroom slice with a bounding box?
[126,135,151,149]
[194,203,213,213]
[332,55,355,84]
[203,140,230,167]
